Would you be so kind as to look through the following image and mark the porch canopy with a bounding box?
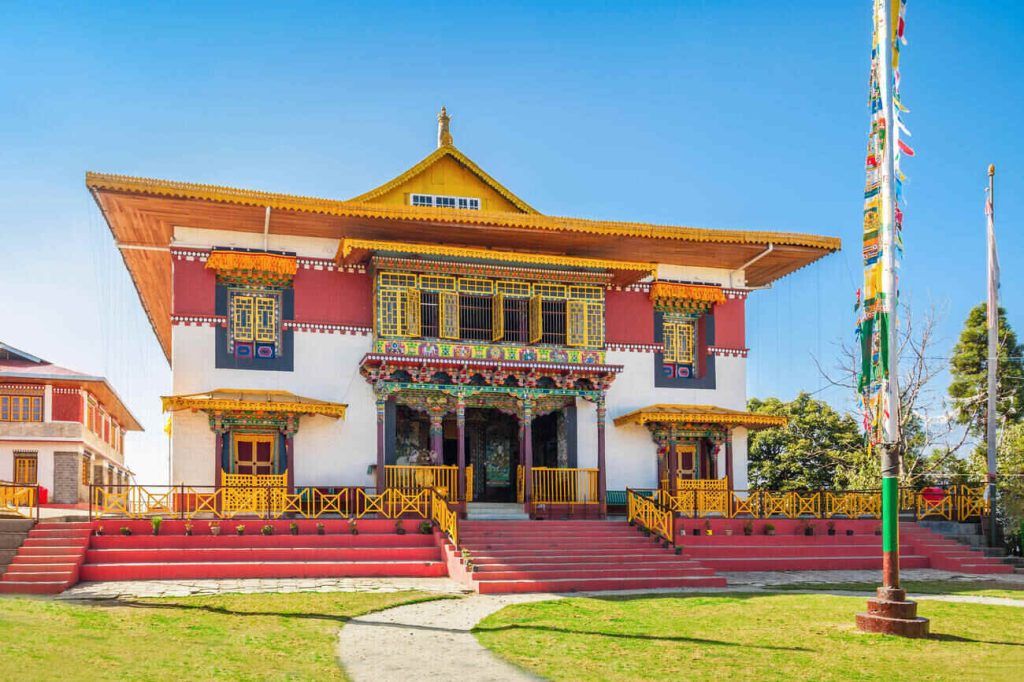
[613,404,786,429]
[614,404,786,490]
[161,389,348,419]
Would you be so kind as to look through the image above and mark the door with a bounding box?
[234,434,276,475]
[468,409,516,502]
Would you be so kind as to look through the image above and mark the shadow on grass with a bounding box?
[472,622,811,651]
[927,633,1024,647]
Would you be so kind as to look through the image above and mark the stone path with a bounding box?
[720,567,1024,587]
[338,593,555,682]
[59,577,470,600]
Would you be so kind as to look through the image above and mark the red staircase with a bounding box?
[79,519,446,582]
[0,521,91,595]
[672,520,1014,574]
[458,520,726,593]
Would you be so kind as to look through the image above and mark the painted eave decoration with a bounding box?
[205,248,298,287]
[613,404,787,429]
[161,389,347,419]
[337,237,655,286]
[649,282,727,313]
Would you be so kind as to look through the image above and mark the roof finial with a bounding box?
[437,106,453,148]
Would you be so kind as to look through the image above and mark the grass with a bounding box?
[0,591,445,681]
[772,580,1024,600]
[474,593,1024,682]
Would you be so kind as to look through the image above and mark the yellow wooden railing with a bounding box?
[0,483,37,519]
[516,465,524,504]
[531,467,599,505]
[384,465,473,502]
[430,488,459,546]
[627,489,672,542]
[647,485,989,522]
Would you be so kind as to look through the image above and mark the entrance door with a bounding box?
[468,409,517,502]
[234,434,276,475]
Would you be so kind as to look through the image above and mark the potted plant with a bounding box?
[742,520,754,537]
[395,520,406,535]
[95,525,104,536]
[461,548,473,571]
[874,526,882,536]
[316,522,325,535]
[235,524,246,536]
[120,526,132,536]
[289,522,299,536]
[764,523,776,537]
[349,518,359,535]
[184,521,193,536]
[803,520,815,536]
[724,526,734,536]
[261,524,274,536]
[827,521,836,536]
[419,520,433,535]
[151,516,163,536]
[209,521,221,536]
[704,520,713,536]
[692,526,701,536]
[846,528,855,537]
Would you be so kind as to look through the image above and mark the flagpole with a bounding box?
[986,163,998,546]
[877,0,901,594]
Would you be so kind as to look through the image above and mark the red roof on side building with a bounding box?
[0,343,143,431]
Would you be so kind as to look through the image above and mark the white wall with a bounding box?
[174,226,340,260]
[170,325,377,486]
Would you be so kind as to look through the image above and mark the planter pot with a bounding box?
[316,528,325,535]
[289,529,299,536]
[210,528,221,536]
[724,529,734,536]
[766,530,776,536]
[396,529,406,535]
[692,529,701,536]
[846,530,855,536]
[236,531,245,537]
[804,529,814,536]
[184,530,193,536]
[827,529,836,536]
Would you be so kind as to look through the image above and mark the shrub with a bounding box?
[150,516,162,536]
[261,524,274,536]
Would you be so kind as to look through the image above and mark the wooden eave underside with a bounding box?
[87,173,841,364]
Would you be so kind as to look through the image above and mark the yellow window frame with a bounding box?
[459,278,494,295]
[439,291,460,339]
[497,280,531,298]
[419,274,457,292]
[14,454,37,484]
[379,272,418,289]
[492,293,505,341]
[254,296,277,343]
[377,288,405,337]
[528,294,543,344]
[533,283,567,299]
[233,433,277,475]
[405,288,421,338]
[569,285,604,301]
[233,295,255,343]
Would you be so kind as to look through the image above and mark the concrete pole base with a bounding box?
[855,588,930,638]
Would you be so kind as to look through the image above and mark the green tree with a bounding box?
[948,303,1024,439]
[747,393,865,490]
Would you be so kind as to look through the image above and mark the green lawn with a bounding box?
[0,591,443,681]
[772,580,1024,600]
[475,593,1024,682]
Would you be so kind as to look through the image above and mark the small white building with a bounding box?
[0,343,140,504]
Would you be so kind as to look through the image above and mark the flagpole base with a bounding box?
[855,588,930,638]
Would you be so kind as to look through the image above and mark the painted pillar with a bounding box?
[375,397,386,491]
[456,395,466,503]
[725,435,734,491]
[522,399,534,512]
[668,425,678,496]
[596,394,607,518]
[284,432,295,493]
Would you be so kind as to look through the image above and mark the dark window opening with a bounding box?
[459,295,492,341]
[540,300,567,346]
[421,291,440,338]
[503,298,529,343]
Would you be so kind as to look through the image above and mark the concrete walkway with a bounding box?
[338,593,556,682]
[59,577,469,600]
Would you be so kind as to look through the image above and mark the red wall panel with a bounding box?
[293,269,373,326]
[605,290,654,345]
[52,392,82,422]
[173,258,216,315]
[713,297,746,349]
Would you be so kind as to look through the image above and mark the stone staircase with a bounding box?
[0,518,35,577]
[917,519,1024,574]
[465,502,530,521]
[457,520,726,593]
[0,520,91,594]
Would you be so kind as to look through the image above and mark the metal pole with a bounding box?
[986,163,999,546]
[877,0,901,592]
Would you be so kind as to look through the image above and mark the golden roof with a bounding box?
[613,404,787,429]
[161,389,347,419]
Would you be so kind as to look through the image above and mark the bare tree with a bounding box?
[813,303,970,486]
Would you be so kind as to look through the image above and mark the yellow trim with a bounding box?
[347,145,538,214]
[206,250,297,277]
[340,237,656,275]
[233,433,277,474]
[613,404,787,428]
[161,390,347,419]
[86,172,841,251]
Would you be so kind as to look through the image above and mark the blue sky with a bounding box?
[2,1,1021,482]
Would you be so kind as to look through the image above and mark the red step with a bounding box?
[476,575,727,594]
[84,546,441,563]
[80,560,447,581]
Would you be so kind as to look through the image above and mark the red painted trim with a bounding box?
[605,290,654,344]
[52,392,82,422]
[712,297,745,350]
[172,258,216,316]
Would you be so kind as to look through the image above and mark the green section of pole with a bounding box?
[881,475,899,554]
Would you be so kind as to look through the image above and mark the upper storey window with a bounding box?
[229,289,281,359]
[375,272,604,348]
[1,395,42,422]
[410,193,481,210]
